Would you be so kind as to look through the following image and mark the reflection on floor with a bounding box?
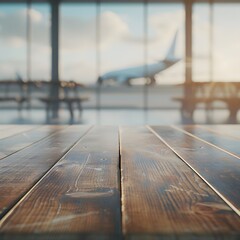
[0,109,239,125]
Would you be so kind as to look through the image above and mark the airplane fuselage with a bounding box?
[98,30,180,85]
[99,59,179,85]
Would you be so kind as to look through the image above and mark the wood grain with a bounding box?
[178,125,240,158]
[120,126,240,237]
[0,125,90,219]
[0,126,121,236]
[150,126,240,215]
[0,125,64,160]
[0,125,38,140]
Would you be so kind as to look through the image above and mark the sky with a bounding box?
[0,3,240,85]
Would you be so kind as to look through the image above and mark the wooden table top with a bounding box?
[0,125,239,239]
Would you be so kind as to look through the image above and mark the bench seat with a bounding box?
[39,96,89,119]
[173,96,240,119]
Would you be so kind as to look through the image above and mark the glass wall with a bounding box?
[0,4,27,80]
[147,3,185,85]
[193,2,240,82]
[213,3,240,82]
[0,0,239,124]
[0,3,50,81]
[147,3,185,110]
[99,3,144,83]
[59,2,185,109]
[60,3,97,84]
[59,2,185,85]
[99,3,145,109]
[30,4,51,81]
[1,1,240,85]
[193,3,211,82]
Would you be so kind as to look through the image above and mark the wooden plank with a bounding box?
[178,125,240,158]
[0,125,64,160]
[0,126,121,237]
[204,125,240,140]
[0,125,38,140]
[0,125,90,219]
[150,126,240,216]
[120,126,240,238]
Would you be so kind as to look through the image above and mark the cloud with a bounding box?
[1,6,240,83]
[0,7,183,51]
[0,7,186,83]
[60,11,131,51]
[0,8,133,51]
[148,10,184,41]
[145,10,184,61]
[100,11,130,48]
[0,8,49,48]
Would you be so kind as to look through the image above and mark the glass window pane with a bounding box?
[147,3,185,85]
[99,3,145,110]
[30,4,51,81]
[60,3,97,84]
[193,3,211,82]
[193,2,240,82]
[213,3,240,81]
[0,3,50,81]
[147,3,185,110]
[100,3,144,79]
[0,4,27,80]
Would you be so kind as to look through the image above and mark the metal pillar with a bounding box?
[184,0,193,96]
[183,0,193,112]
[209,0,214,82]
[50,0,60,118]
[95,0,101,124]
[26,0,31,82]
[143,0,148,115]
[181,0,193,122]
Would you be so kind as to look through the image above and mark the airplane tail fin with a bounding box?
[97,76,103,85]
[165,30,178,61]
[16,72,24,83]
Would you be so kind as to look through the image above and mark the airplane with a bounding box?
[97,30,181,86]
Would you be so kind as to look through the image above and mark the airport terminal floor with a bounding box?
[0,108,239,125]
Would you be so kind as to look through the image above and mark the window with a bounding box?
[193,3,212,82]
[99,3,145,108]
[0,3,50,81]
[147,3,185,85]
[60,3,97,84]
[0,4,27,80]
[30,4,51,81]
[213,3,240,81]
[193,2,240,82]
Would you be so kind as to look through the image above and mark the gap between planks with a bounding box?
[118,127,123,236]
[172,125,240,160]
[120,126,240,236]
[147,125,240,217]
[0,126,121,234]
[0,125,40,140]
[0,126,93,227]
[0,125,66,161]
[177,125,240,159]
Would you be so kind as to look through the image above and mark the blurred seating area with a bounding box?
[0,0,240,125]
[174,81,240,123]
[0,80,89,122]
